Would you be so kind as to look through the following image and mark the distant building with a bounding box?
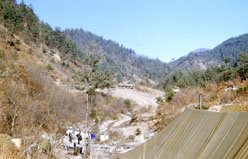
[172,86,180,93]
[224,86,237,92]
[100,134,109,142]
[117,81,134,89]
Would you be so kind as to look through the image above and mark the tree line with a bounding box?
[0,0,86,59]
[170,33,248,71]
[64,28,171,82]
[160,53,248,90]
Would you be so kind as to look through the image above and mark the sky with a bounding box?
[17,0,248,62]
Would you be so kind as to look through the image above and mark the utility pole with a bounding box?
[84,92,90,159]
[199,94,203,110]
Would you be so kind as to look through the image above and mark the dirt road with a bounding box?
[105,88,164,108]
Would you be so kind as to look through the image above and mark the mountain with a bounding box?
[64,28,248,84]
[0,0,94,136]
[0,2,143,157]
[1,1,248,158]
[191,48,210,53]
[64,29,171,82]
[170,34,248,70]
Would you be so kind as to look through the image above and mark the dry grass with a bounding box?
[155,81,248,131]
[221,105,244,112]
[93,93,135,122]
[0,134,24,159]
[0,28,89,158]
[221,104,248,113]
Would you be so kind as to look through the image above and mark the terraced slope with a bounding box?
[118,109,248,159]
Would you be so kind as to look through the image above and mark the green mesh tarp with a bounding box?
[118,109,248,159]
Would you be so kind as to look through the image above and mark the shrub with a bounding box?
[124,99,131,107]
[165,90,174,102]
[90,108,97,119]
[124,99,133,112]
[135,128,141,136]
[50,58,55,63]
[129,135,135,141]
[62,61,69,67]
[156,96,163,104]
[207,93,218,102]
[42,47,47,53]
[46,64,53,71]
[236,85,248,96]
[109,131,122,141]
[0,50,5,59]
[11,51,18,60]
[194,105,209,110]
[15,39,21,45]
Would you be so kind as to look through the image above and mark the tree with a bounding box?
[165,88,174,102]
[224,56,231,64]
[224,56,231,68]
[77,55,113,104]
[238,53,248,80]
[74,55,113,158]
[0,0,24,32]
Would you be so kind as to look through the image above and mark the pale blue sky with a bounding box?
[18,0,248,62]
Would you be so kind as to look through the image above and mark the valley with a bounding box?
[0,1,248,159]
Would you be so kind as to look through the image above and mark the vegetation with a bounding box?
[156,53,248,131]
[0,54,86,156]
[2,0,171,83]
[45,63,53,71]
[194,105,209,110]
[160,53,248,90]
[64,28,171,81]
[135,128,141,136]
[74,55,113,98]
[0,49,5,59]
[155,79,248,131]
[237,53,248,80]
[221,104,248,113]
[236,85,248,96]
[165,90,174,102]
[0,1,118,157]
[123,99,133,112]
[1,1,248,158]
[170,34,248,71]
[0,0,86,59]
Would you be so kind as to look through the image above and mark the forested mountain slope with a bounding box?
[170,33,248,71]
[0,0,93,136]
[64,29,171,82]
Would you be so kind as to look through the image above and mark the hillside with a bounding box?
[170,33,248,71]
[0,1,126,158]
[0,0,93,140]
[0,1,170,158]
[0,1,248,159]
[64,28,248,82]
[64,29,171,82]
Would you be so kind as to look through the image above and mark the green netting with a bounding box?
[118,109,248,159]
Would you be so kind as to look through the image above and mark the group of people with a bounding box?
[64,129,88,155]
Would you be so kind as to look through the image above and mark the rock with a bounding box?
[40,138,52,154]
[0,134,20,159]
[11,138,22,150]
[243,106,248,111]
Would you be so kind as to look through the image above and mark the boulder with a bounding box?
[0,134,20,159]
[40,138,52,154]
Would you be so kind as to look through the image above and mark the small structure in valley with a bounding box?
[172,86,180,93]
[224,85,237,92]
[117,81,134,89]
